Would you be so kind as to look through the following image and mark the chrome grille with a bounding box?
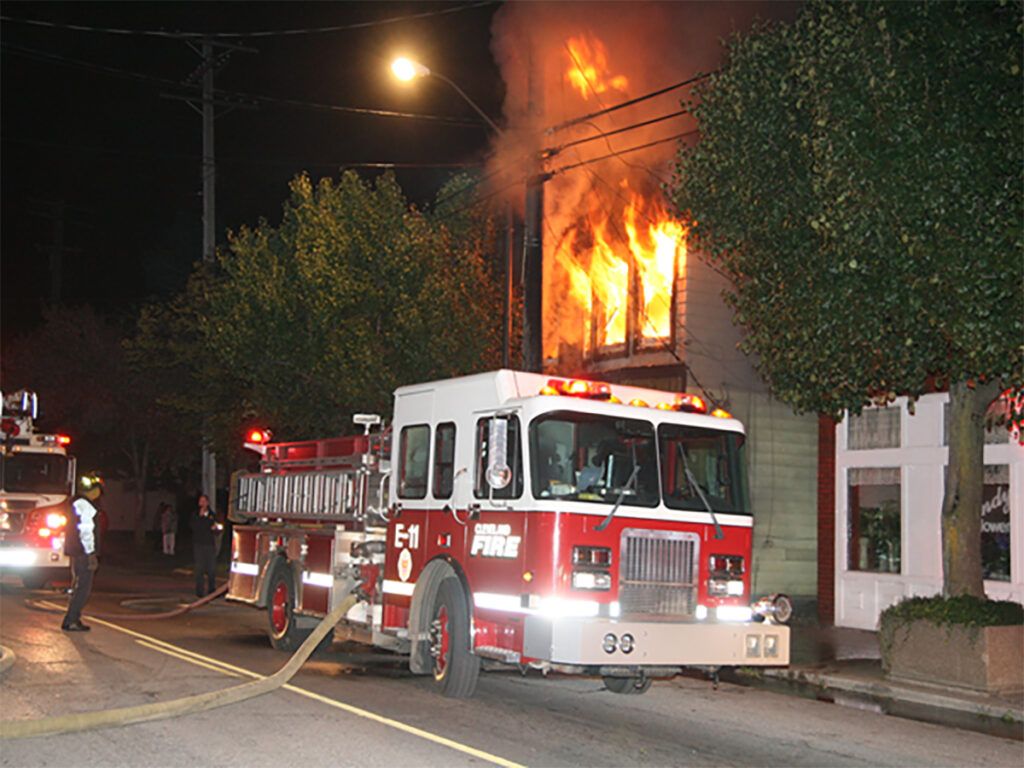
[618,529,699,617]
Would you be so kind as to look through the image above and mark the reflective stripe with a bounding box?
[230,562,258,576]
[382,579,415,596]
[302,571,333,588]
[474,592,526,613]
[474,591,602,618]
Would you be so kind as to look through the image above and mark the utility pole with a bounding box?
[170,38,255,507]
[521,46,546,373]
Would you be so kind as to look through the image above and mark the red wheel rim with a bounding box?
[271,581,288,634]
[434,605,450,676]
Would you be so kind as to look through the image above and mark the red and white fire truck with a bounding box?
[0,390,75,589]
[227,370,791,697]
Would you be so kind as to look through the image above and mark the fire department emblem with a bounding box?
[398,547,413,582]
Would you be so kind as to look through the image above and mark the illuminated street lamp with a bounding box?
[391,57,503,135]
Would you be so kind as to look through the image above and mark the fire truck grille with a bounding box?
[618,529,699,618]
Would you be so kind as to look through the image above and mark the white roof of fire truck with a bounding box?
[393,369,743,431]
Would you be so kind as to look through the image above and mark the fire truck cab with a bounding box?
[0,390,75,589]
[228,370,790,697]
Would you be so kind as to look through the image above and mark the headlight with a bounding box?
[709,553,745,576]
[716,605,753,622]
[708,578,745,597]
[572,570,612,590]
[764,634,779,658]
[619,633,635,654]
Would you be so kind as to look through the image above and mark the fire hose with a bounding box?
[0,591,358,740]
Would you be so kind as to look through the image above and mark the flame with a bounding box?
[565,36,628,100]
[543,179,683,361]
[625,190,684,342]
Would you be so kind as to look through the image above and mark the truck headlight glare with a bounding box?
[572,570,611,590]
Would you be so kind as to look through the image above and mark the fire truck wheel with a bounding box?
[266,565,309,652]
[20,572,50,590]
[602,675,653,695]
[429,578,480,698]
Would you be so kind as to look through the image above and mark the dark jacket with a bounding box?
[191,508,220,548]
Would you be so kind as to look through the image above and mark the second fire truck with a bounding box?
[0,390,76,589]
[227,370,791,697]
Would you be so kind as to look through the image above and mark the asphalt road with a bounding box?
[1,567,1021,768]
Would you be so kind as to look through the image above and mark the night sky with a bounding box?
[1,1,504,343]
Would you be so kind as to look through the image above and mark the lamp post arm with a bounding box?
[431,71,503,135]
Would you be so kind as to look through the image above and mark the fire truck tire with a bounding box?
[430,578,480,698]
[602,675,653,695]
[20,571,51,590]
[266,565,310,653]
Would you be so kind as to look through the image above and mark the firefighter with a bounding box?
[62,473,103,632]
[191,493,221,597]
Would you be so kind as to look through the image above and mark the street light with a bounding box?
[390,57,503,135]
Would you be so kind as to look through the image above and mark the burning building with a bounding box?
[489,2,819,614]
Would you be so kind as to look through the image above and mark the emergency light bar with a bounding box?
[244,428,273,456]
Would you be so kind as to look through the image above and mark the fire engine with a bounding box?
[0,390,75,589]
[227,370,791,697]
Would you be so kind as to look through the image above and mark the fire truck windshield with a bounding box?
[0,452,71,495]
[659,425,748,514]
[530,411,659,507]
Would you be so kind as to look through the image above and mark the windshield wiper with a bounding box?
[679,447,724,539]
[594,462,639,532]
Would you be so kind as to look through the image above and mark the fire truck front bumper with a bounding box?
[522,615,790,668]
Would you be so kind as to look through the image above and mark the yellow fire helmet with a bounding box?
[80,472,104,500]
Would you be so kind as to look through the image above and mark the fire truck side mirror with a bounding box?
[353,413,381,435]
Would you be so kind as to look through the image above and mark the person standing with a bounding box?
[160,502,178,556]
[191,494,221,597]
[62,474,103,632]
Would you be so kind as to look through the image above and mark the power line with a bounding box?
[546,72,714,135]
[549,130,699,176]
[1,42,483,127]
[0,2,496,39]
[542,110,688,159]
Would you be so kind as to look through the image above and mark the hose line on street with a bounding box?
[24,582,229,621]
[0,593,358,740]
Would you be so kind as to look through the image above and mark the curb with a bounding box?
[0,645,15,676]
[726,665,1023,741]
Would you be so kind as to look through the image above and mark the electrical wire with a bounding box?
[0,2,496,39]
[545,72,714,135]
[542,111,688,159]
[549,130,698,176]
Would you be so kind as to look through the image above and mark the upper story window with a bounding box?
[847,406,900,450]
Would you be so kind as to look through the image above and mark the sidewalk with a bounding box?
[724,620,1023,741]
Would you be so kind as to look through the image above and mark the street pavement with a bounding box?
[4,532,1022,742]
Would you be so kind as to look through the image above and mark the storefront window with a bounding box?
[982,464,1011,582]
[848,467,901,573]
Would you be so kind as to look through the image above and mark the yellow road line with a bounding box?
[40,601,527,768]
[135,640,245,679]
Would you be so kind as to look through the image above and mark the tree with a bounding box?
[135,170,507,452]
[668,1,1022,598]
[3,306,193,548]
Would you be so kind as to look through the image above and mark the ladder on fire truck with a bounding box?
[233,422,389,526]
